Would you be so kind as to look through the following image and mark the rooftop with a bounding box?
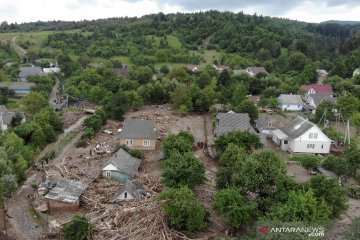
[279,116,314,139]
[44,179,88,204]
[19,66,43,78]
[0,82,35,90]
[111,180,147,202]
[119,119,159,139]
[103,148,142,178]
[247,67,268,75]
[309,94,337,107]
[216,112,255,136]
[113,67,129,78]
[301,84,334,95]
[278,94,304,105]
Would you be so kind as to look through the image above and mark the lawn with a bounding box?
[145,35,182,50]
[190,49,221,67]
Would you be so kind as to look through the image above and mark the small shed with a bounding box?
[110,180,147,202]
[102,148,142,182]
[44,179,88,211]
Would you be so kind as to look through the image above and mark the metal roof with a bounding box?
[0,82,35,90]
[247,67,268,75]
[278,94,304,105]
[119,119,159,139]
[272,129,288,140]
[316,167,337,179]
[103,148,142,178]
[309,94,337,107]
[44,179,88,204]
[215,112,255,136]
[19,67,43,78]
[279,116,314,139]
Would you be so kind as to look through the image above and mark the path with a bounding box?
[11,36,26,57]
[5,115,88,240]
[49,78,60,105]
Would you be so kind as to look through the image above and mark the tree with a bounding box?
[265,189,331,222]
[231,84,248,107]
[218,70,230,86]
[196,72,211,89]
[309,175,348,218]
[169,67,188,82]
[315,101,335,122]
[124,90,143,111]
[159,186,208,232]
[131,66,153,84]
[160,65,169,74]
[103,91,130,120]
[219,143,246,167]
[0,174,18,197]
[214,188,257,228]
[288,52,307,71]
[21,92,48,116]
[346,217,360,240]
[215,131,262,155]
[345,145,360,176]
[337,94,360,119]
[291,155,320,171]
[62,215,92,240]
[351,113,360,133]
[162,151,205,189]
[234,99,259,122]
[162,131,194,158]
[322,156,349,176]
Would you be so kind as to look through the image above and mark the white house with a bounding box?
[353,68,360,77]
[272,116,331,154]
[305,94,337,114]
[246,67,268,77]
[43,67,61,74]
[278,94,304,111]
[110,180,147,202]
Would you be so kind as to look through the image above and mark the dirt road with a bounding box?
[5,114,88,240]
[49,78,60,105]
[11,36,26,57]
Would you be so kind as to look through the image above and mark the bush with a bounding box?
[162,131,195,158]
[355,173,360,184]
[346,217,360,240]
[128,149,144,159]
[83,127,95,138]
[75,139,88,148]
[322,156,348,176]
[347,185,360,199]
[62,215,92,240]
[159,186,208,232]
[291,154,320,171]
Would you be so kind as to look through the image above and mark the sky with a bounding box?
[0,0,360,24]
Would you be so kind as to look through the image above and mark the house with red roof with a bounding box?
[301,84,334,100]
[186,64,198,73]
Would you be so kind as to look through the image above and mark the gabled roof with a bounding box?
[0,105,8,113]
[1,112,15,125]
[0,82,35,90]
[301,84,333,95]
[103,148,142,178]
[44,179,88,204]
[278,94,304,105]
[247,67,268,75]
[186,64,197,71]
[309,94,337,107]
[111,180,147,202]
[255,114,279,130]
[19,67,43,78]
[280,116,315,139]
[119,119,159,139]
[216,112,255,136]
[316,69,329,76]
[113,67,129,78]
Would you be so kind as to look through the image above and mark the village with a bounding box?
[0,60,359,240]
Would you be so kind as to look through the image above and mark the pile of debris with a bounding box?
[80,175,189,240]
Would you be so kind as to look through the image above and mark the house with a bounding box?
[102,148,142,182]
[110,180,147,202]
[305,94,337,114]
[213,64,230,73]
[44,179,88,211]
[0,82,36,97]
[353,68,360,77]
[215,112,255,138]
[0,105,15,132]
[272,116,331,154]
[255,114,279,136]
[278,94,304,111]
[246,67,268,77]
[43,67,61,74]
[233,69,249,75]
[301,84,334,99]
[17,66,43,81]
[87,62,103,69]
[119,119,159,150]
[248,95,260,105]
[113,67,129,78]
[186,64,198,73]
[316,69,329,84]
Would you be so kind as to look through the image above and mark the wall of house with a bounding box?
[272,134,281,145]
[112,191,135,202]
[280,104,303,111]
[47,199,79,211]
[102,170,131,182]
[119,138,156,150]
[280,139,290,151]
[289,126,331,154]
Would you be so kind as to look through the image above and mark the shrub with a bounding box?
[347,185,360,199]
[322,156,348,176]
[83,127,95,138]
[75,139,88,148]
[291,154,320,171]
[62,215,92,240]
[128,149,144,159]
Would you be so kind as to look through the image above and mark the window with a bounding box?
[309,133,313,139]
[309,133,318,139]
[124,192,127,199]
[321,145,324,149]
[105,171,111,178]
[307,144,315,149]
[126,139,133,146]
[283,140,288,144]
[314,133,318,139]
[143,140,150,146]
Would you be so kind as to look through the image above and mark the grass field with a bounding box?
[190,49,221,67]
[145,35,182,50]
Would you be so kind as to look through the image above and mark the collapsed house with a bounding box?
[44,179,88,211]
